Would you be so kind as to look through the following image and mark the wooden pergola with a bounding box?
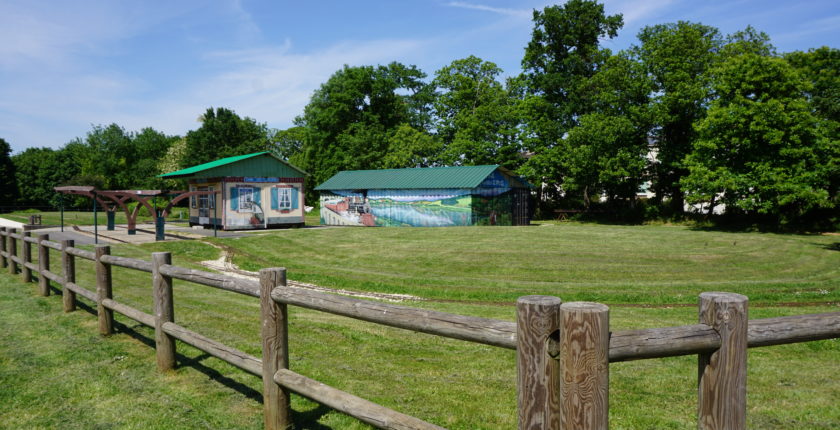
[54,186,217,241]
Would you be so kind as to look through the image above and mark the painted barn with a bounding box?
[159,152,307,230]
[315,165,531,227]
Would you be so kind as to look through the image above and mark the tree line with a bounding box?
[1,0,837,227]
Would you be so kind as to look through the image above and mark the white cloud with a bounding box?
[446,1,532,19]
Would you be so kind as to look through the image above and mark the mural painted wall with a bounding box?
[319,170,522,227]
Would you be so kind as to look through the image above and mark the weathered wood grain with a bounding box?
[41,239,62,250]
[0,228,6,268]
[162,321,262,376]
[698,292,748,430]
[37,233,50,296]
[748,312,840,347]
[62,239,76,312]
[516,295,562,430]
[159,264,259,297]
[607,324,719,362]
[260,268,290,430]
[66,247,95,261]
[559,302,609,430]
[21,234,38,244]
[21,232,32,283]
[271,287,517,348]
[100,254,153,272]
[152,252,176,371]
[8,229,17,275]
[95,245,114,336]
[274,369,447,430]
[102,298,155,327]
[41,269,63,284]
[65,281,98,302]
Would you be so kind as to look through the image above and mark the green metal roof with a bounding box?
[159,151,306,179]
[315,165,517,190]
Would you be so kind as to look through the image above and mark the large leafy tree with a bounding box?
[13,147,79,208]
[785,46,840,123]
[432,56,522,169]
[520,0,623,204]
[185,107,271,166]
[634,21,722,213]
[785,47,840,211]
[682,54,835,221]
[0,138,17,206]
[381,124,442,169]
[562,53,653,208]
[62,124,177,190]
[296,62,432,188]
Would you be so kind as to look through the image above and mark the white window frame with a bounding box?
[238,187,255,212]
[278,187,292,210]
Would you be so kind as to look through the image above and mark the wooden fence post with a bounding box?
[62,239,76,312]
[698,292,748,430]
[22,232,32,283]
[8,228,17,275]
[37,233,50,296]
[260,267,291,430]
[516,295,562,430]
[95,245,113,335]
[0,227,6,268]
[152,252,176,371]
[558,302,610,430]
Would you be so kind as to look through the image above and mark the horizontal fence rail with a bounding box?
[1,226,839,430]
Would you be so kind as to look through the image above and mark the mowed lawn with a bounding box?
[1,222,838,429]
[223,223,840,305]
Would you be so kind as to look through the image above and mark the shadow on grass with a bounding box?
[56,288,338,429]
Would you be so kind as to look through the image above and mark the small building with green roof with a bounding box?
[159,151,307,230]
[314,165,531,227]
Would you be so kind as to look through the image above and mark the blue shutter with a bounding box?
[230,187,239,210]
[291,187,299,209]
[253,187,261,207]
[271,187,278,210]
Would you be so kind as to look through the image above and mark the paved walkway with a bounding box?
[0,217,24,229]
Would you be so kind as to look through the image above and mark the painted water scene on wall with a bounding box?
[320,188,517,227]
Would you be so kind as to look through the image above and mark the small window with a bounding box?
[238,187,255,212]
[278,188,291,210]
[198,186,209,209]
[190,187,196,208]
[209,186,215,209]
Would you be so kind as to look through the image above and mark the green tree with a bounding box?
[13,147,79,208]
[432,56,523,169]
[296,62,432,189]
[0,138,18,206]
[682,54,835,221]
[562,53,653,208]
[520,0,623,204]
[785,47,840,123]
[270,126,305,162]
[131,127,180,189]
[382,124,442,169]
[635,21,722,213]
[185,107,271,166]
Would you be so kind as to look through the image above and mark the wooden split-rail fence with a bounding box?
[1,226,839,430]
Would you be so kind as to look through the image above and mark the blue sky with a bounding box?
[1,0,838,153]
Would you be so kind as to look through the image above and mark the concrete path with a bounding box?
[0,217,24,229]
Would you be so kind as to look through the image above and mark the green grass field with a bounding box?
[1,209,190,227]
[1,221,838,429]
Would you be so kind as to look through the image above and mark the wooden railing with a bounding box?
[1,226,838,430]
